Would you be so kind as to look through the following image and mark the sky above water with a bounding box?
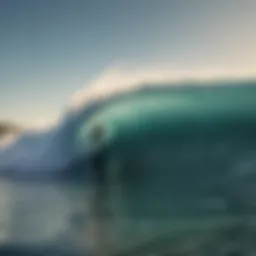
[0,0,256,128]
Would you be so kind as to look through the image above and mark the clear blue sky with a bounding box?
[0,0,255,127]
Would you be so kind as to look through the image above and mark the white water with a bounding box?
[0,179,89,253]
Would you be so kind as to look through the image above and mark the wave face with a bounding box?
[1,75,256,180]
